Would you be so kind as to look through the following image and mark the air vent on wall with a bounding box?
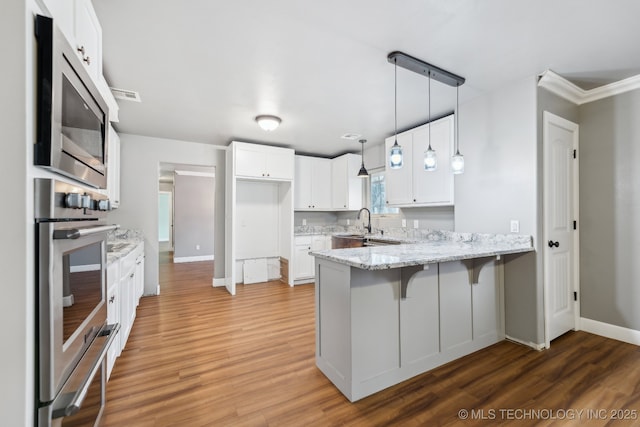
[110,87,142,102]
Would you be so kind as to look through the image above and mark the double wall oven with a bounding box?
[35,179,119,427]
[34,13,119,426]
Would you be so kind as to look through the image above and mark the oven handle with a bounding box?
[52,323,120,419]
[53,224,120,240]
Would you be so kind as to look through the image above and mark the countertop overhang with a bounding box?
[310,236,534,270]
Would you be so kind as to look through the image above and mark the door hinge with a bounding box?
[573,220,577,230]
[574,291,578,301]
[573,149,577,159]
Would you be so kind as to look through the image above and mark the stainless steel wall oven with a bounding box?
[35,179,119,427]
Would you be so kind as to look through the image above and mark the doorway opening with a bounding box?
[158,163,215,279]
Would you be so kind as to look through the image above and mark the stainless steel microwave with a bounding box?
[35,15,110,189]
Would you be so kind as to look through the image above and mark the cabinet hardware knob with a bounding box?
[109,295,115,303]
[84,56,91,65]
[130,273,134,278]
[413,198,416,202]
[547,240,560,248]
[77,45,85,55]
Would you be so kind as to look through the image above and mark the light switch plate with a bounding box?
[401,219,407,228]
[413,220,419,229]
[346,219,350,225]
[302,219,307,226]
[510,220,520,233]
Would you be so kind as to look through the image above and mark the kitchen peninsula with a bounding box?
[310,231,533,402]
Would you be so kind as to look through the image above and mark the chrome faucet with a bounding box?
[357,207,372,234]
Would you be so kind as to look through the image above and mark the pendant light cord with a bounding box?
[428,72,432,150]
[394,59,398,141]
[456,84,460,155]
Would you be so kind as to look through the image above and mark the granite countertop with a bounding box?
[309,232,534,270]
[107,228,144,265]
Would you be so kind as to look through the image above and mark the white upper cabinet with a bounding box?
[331,153,363,211]
[294,156,332,210]
[385,115,454,207]
[233,142,294,180]
[73,0,102,80]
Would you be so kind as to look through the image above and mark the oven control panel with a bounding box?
[35,178,111,220]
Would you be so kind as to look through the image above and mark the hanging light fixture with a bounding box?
[423,73,437,171]
[357,139,369,178]
[451,84,464,174]
[389,59,403,169]
[255,115,281,131]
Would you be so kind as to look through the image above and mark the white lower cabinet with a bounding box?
[106,241,144,380]
[294,235,330,283]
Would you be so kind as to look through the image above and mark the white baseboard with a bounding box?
[505,335,546,350]
[212,277,226,287]
[580,317,640,346]
[173,255,214,263]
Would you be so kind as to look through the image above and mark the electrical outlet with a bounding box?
[413,220,419,229]
[196,244,200,250]
[302,219,307,226]
[346,219,350,225]
[510,220,520,233]
[401,219,407,227]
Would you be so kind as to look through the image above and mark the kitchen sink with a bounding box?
[331,234,402,249]
[107,242,129,252]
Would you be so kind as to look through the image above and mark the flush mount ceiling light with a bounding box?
[389,59,403,169]
[386,51,466,174]
[357,139,369,178]
[255,115,281,131]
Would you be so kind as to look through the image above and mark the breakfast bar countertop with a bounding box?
[309,231,534,270]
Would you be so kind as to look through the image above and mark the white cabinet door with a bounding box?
[294,236,314,280]
[331,154,363,210]
[74,0,102,80]
[412,116,454,205]
[235,145,266,178]
[107,125,120,208]
[385,133,414,205]
[266,149,294,180]
[294,156,313,210]
[235,143,294,180]
[312,158,332,209]
[106,283,119,380]
[135,251,144,303]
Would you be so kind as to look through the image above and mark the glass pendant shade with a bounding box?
[424,147,437,171]
[451,151,464,174]
[389,140,403,169]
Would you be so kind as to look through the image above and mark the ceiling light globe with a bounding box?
[255,115,281,131]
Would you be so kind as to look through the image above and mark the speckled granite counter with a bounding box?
[310,231,533,270]
[107,228,144,265]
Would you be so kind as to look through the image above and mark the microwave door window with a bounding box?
[63,242,103,343]
[61,75,105,172]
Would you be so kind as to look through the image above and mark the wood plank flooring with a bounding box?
[102,257,640,426]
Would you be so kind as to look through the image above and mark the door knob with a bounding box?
[548,240,560,248]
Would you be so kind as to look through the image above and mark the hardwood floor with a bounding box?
[102,259,640,426]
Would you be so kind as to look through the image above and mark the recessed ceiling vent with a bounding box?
[110,87,142,102]
[341,133,361,140]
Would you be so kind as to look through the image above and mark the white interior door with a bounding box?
[543,111,579,344]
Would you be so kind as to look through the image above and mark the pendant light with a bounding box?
[357,139,369,178]
[389,59,403,169]
[451,84,465,174]
[424,73,437,171]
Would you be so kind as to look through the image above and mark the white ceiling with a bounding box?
[93,0,640,157]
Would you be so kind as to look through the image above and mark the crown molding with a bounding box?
[538,69,640,105]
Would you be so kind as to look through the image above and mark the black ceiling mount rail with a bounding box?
[387,51,465,87]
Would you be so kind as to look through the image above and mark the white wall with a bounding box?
[1,1,32,423]
[454,75,543,345]
[174,174,215,259]
[107,134,226,294]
